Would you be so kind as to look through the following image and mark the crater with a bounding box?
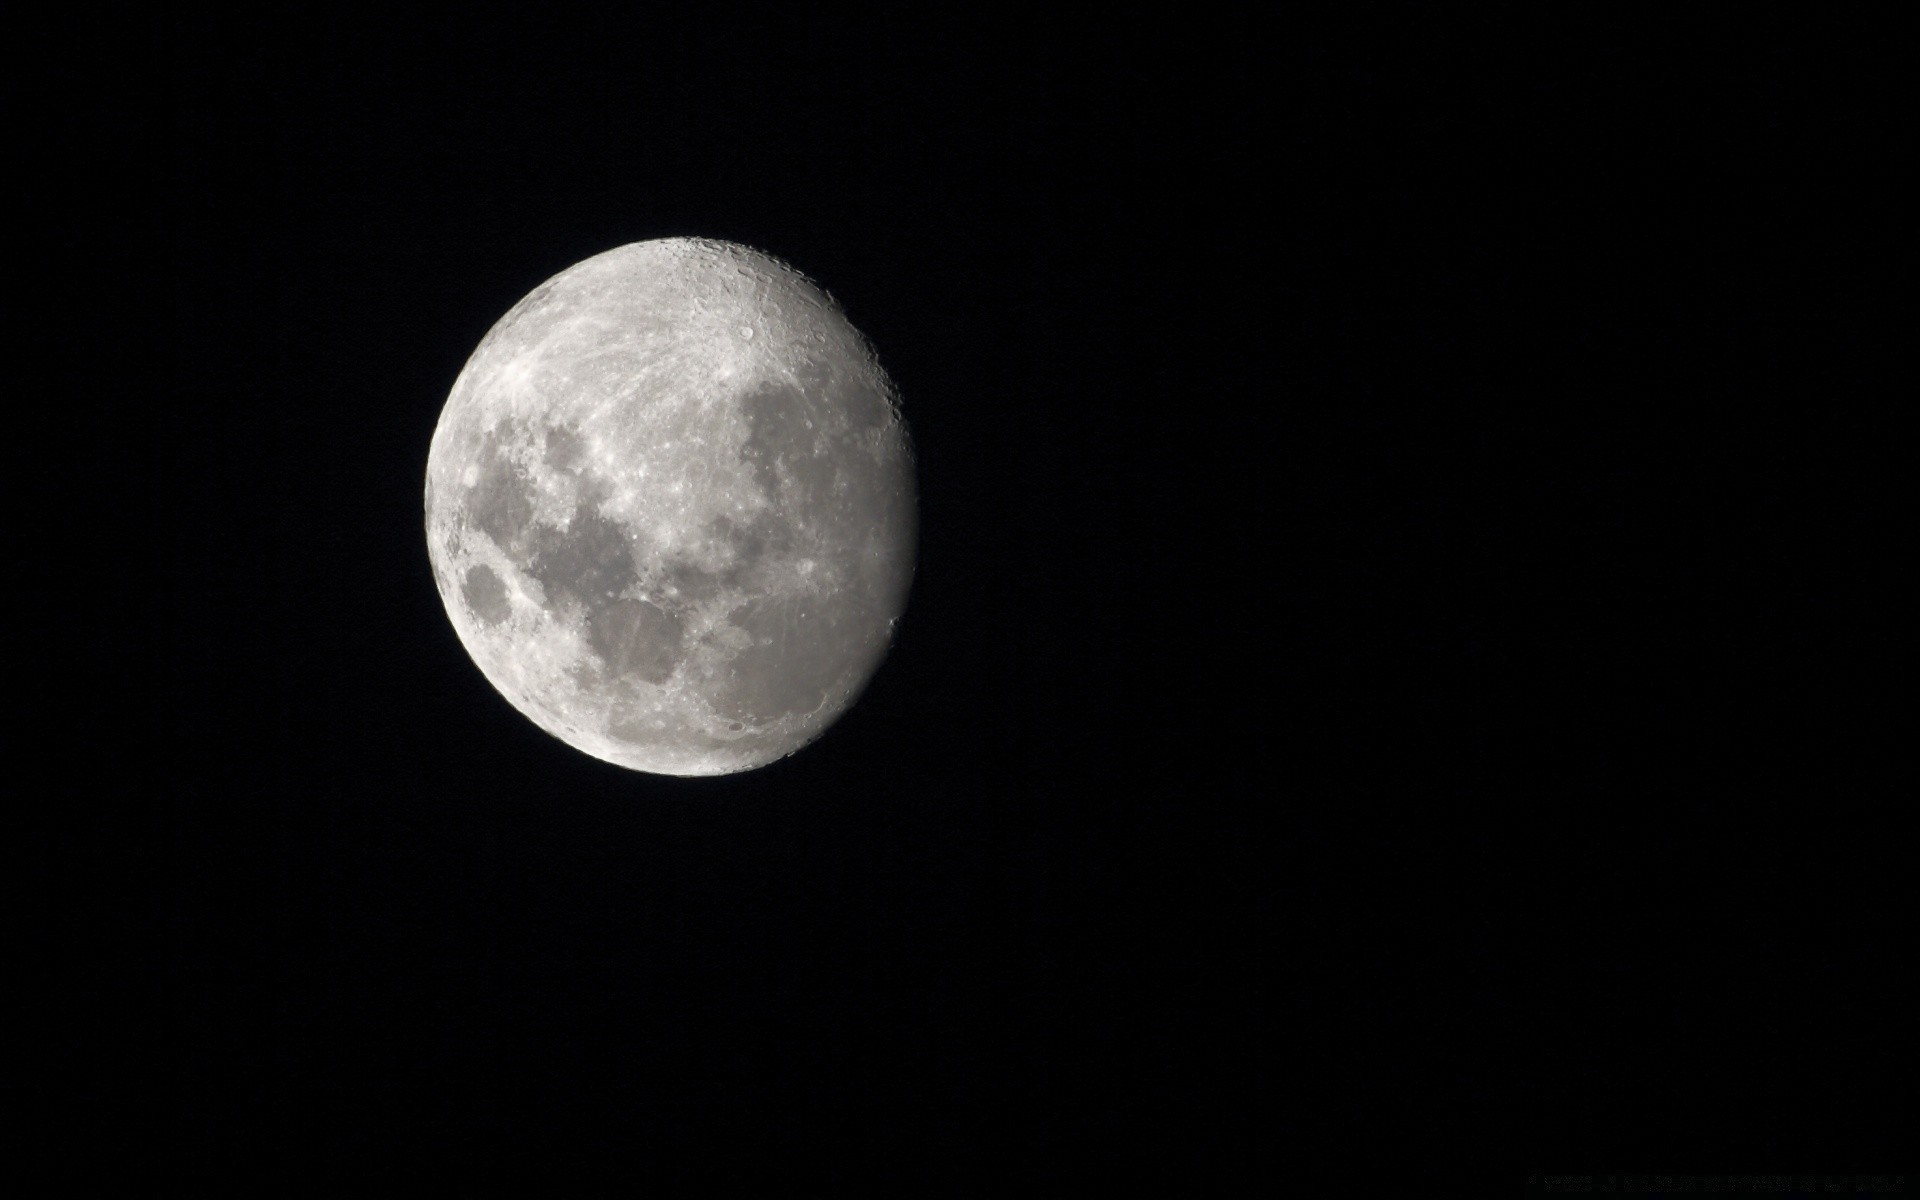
[586,598,685,684]
[460,564,511,626]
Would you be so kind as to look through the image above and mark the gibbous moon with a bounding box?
[424,238,917,776]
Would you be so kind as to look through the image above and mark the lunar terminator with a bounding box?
[425,238,917,776]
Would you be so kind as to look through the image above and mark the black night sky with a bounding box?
[28,10,1904,1193]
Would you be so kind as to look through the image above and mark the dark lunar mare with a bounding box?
[585,599,685,685]
[460,421,690,683]
[526,503,639,608]
[463,422,541,565]
[460,565,511,625]
[704,377,911,725]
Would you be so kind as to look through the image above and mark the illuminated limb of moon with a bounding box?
[425,238,916,776]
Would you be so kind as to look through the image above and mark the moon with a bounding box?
[424,238,917,776]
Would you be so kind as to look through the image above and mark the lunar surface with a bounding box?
[424,238,916,776]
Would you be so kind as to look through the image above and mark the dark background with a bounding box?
[27,10,1903,1193]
